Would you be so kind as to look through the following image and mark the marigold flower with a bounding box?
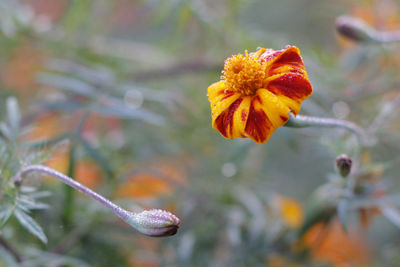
[208,46,313,144]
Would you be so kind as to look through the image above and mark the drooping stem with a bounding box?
[14,165,130,220]
[13,165,181,237]
[285,114,370,145]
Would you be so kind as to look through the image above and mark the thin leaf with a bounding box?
[37,73,97,97]
[0,206,13,226]
[24,133,73,150]
[29,191,52,199]
[6,97,20,136]
[14,209,47,243]
[381,206,400,230]
[17,196,49,210]
[20,186,37,193]
[0,122,12,140]
[88,104,164,125]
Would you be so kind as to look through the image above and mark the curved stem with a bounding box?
[285,114,370,145]
[13,165,181,237]
[14,165,130,220]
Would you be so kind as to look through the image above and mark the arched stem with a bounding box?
[285,114,371,146]
[14,165,130,220]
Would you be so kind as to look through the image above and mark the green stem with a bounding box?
[62,145,76,230]
[285,114,371,145]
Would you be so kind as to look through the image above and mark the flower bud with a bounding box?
[335,15,377,43]
[127,209,181,237]
[335,154,352,178]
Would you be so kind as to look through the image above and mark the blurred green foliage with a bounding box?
[1,0,400,266]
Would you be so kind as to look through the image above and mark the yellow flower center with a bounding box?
[222,50,266,96]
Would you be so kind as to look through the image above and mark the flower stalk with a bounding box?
[285,114,370,145]
[13,165,180,237]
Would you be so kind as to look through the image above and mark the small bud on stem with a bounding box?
[335,154,352,178]
[336,15,400,44]
[336,15,377,43]
[127,209,181,237]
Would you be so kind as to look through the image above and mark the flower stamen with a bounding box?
[222,50,266,96]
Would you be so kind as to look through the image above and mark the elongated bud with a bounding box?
[126,209,181,237]
[336,15,377,43]
[335,154,352,178]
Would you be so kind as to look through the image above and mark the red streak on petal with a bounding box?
[220,90,235,100]
[280,115,289,122]
[268,73,312,100]
[288,68,304,75]
[215,98,243,137]
[274,49,303,66]
[245,96,272,143]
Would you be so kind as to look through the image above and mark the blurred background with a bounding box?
[1,0,400,266]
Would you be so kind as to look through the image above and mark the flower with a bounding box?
[300,219,371,266]
[207,46,312,144]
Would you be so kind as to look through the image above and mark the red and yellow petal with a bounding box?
[255,89,291,128]
[211,88,291,144]
[208,81,241,121]
[257,46,313,115]
[244,89,290,144]
[266,73,313,114]
[264,46,307,76]
[213,96,250,139]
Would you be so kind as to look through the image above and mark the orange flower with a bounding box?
[208,46,312,144]
[301,220,371,266]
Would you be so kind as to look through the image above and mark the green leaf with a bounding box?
[337,199,348,233]
[37,73,96,97]
[0,206,13,227]
[0,122,12,140]
[14,209,47,243]
[17,195,49,210]
[6,97,20,137]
